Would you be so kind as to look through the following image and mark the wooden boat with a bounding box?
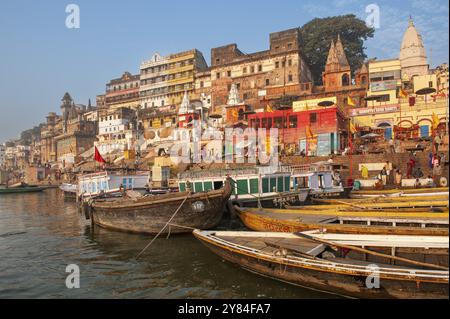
[178,166,310,208]
[59,183,77,199]
[0,185,46,194]
[88,178,232,234]
[193,230,449,299]
[351,187,449,199]
[234,207,449,219]
[312,196,449,205]
[235,206,449,236]
[78,170,149,200]
[288,200,448,211]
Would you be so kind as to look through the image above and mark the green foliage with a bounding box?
[299,14,375,84]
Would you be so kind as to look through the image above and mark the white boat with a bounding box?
[77,171,149,200]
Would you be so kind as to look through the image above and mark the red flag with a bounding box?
[94,146,106,164]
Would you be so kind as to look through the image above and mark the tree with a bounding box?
[299,14,375,84]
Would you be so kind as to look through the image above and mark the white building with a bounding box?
[95,107,136,155]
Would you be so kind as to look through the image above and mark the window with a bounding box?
[172,117,176,124]
[227,70,231,77]
[243,93,249,100]
[342,74,350,86]
[429,81,433,88]
[216,72,221,79]
[282,61,286,67]
[274,117,282,128]
[288,74,293,82]
[275,62,279,68]
[287,43,293,49]
[200,81,204,88]
[289,116,297,128]
[258,65,262,72]
[243,67,247,74]
[161,100,165,106]
[310,113,317,123]
[160,119,164,125]
[265,79,270,86]
[288,59,292,66]
[250,66,255,73]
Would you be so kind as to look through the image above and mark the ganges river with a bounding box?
[0,189,333,299]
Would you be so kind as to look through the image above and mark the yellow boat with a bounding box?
[312,196,449,204]
[235,206,449,219]
[235,206,449,236]
[351,187,449,198]
[287,200,449,211]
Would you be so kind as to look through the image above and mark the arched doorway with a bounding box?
[342,74,350,86]
[378,122,392,140]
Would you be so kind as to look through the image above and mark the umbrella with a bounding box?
[209,113,222,119]
[318,101,335,107]
[415,87,436,95]
[361,133,380,138]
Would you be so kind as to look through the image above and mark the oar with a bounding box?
[295,232,449,271]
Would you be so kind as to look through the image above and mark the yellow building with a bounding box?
[351,96,448,139]
[139,50,208,109]
[367,59,402,104]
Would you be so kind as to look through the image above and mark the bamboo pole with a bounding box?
[295,232,449,271]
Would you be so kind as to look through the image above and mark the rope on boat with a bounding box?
[135,192,191,260]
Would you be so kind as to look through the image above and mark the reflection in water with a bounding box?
[0,190,332,299]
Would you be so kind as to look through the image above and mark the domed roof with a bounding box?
[399,18,428,79]
[400,19,425,52]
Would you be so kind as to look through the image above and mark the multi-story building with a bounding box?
[53,93,98,167]
[367,59,402,104]
[96,94,107,109]
[0,144,6,168]
[105,72,140,110]
[95,107,136,155]
[193,69,212,110]
[209,28,313,111]
[40,112,62,164]
[139,49,209,109]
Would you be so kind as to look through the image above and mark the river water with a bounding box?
[0,189,332,299]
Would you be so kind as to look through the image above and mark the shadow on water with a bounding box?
[0,189,336,299]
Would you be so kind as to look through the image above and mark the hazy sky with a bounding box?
[0,0,448,142]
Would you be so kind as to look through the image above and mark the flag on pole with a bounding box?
[399,88,408,98]
[432,113,440,130]
[349,121,357,134]
[347,96,356,107]
[94,146,106,164]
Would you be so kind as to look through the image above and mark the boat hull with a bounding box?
[0,187,45,194]
[235,207,449,236]
[91,183,232,234]
[230,189,310,208]
[194,231,449,299]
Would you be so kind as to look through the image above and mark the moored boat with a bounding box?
[88,178,233,234]
[193,230,449,299]
[59,183,78,199]
[0,185,46,194]
[233,206,449,219]
[178,166,310,208]
[350,187,449,199]
[235,206,449,236]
